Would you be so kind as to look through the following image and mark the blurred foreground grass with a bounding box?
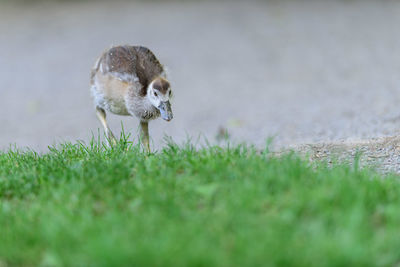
[0,137,400,266]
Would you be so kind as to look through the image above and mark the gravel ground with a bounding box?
[1,1,400,167]
[283,136,400,174]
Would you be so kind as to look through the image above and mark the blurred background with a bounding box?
[1,0,400,151]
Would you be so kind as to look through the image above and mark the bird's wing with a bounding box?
[100,46,141,84]
[96,45,165,96]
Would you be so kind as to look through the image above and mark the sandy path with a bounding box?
[1,1,400,154]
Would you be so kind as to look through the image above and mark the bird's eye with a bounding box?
[154,92,158,97]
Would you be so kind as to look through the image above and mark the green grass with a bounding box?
[1,137,400,267]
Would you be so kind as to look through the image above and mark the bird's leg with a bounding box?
[96,107,117,145]
[140,121,150,153]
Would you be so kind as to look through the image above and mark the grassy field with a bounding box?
[1,137,400,266]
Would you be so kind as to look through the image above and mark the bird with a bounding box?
[90,45,173,152]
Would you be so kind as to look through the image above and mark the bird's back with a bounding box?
[91,45,165,96]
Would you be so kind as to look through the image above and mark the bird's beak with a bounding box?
[158,101,173,121]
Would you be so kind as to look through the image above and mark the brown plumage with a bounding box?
[91,45,164,96]
[90,45,173,152]
[152,78,170,95]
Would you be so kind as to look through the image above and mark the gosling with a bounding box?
[90,45,173,152]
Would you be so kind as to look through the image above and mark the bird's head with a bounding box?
[147,77,173,121]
